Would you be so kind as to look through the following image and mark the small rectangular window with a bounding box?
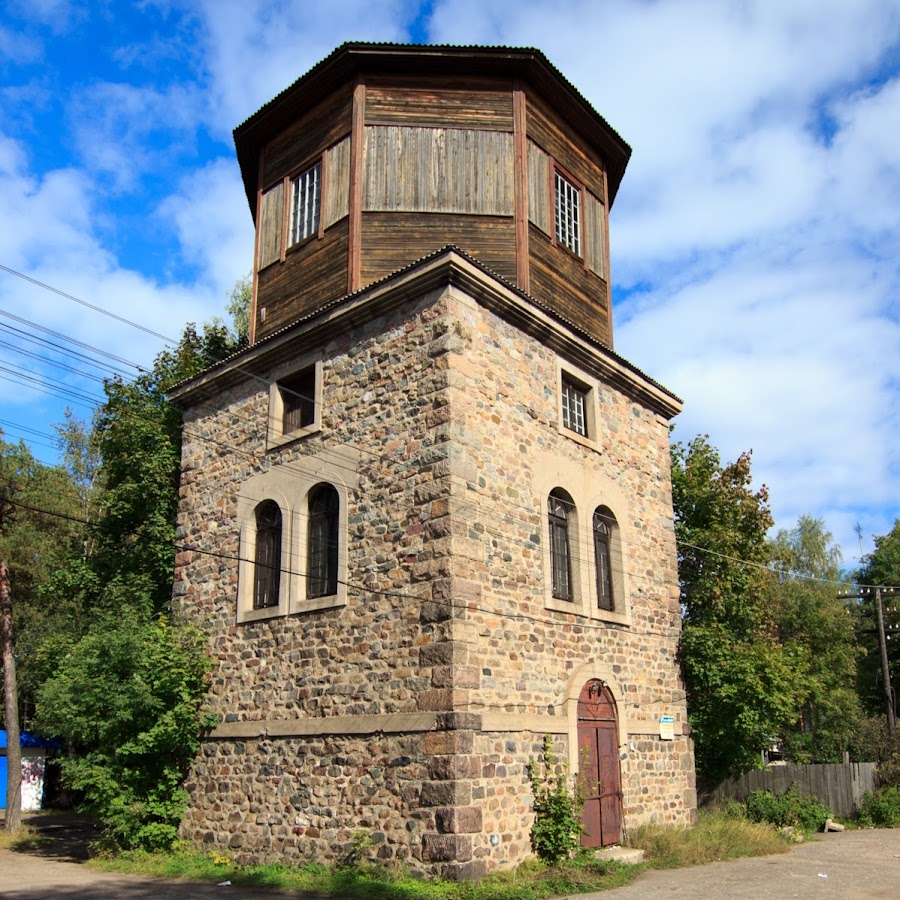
[555,171,581,256]
[280,367,316,434]
[561,378,587,437]
[290,162,321,245]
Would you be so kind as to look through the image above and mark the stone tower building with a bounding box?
[170,43,696,878]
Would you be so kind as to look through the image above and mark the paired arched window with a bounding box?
[253,500,282,609]
[548,489,574,601]
[593,507,615,611]
[546,491,623,616]
[307,483,339,599]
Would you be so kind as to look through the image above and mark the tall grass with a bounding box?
[626,809,791,869]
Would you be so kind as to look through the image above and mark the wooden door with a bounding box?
[578,679,623,847]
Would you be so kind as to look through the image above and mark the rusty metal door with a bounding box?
[578,679,623,847]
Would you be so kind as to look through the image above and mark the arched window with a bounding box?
[253,500,282,609]
[593,507,615,611]
[307,483,339,599]
[548,489,574,601]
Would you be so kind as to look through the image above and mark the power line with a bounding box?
[0,263,177,344]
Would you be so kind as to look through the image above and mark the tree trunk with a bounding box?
[1,560,22,831]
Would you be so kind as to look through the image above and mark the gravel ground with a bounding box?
[0,813,897,899]
[570,829,900,900]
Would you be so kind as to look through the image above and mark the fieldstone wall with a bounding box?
[173,270,695,876]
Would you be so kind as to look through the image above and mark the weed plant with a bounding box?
[744,786,831,833]
[856,787,900,828]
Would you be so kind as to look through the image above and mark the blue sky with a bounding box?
[1,0,898,568]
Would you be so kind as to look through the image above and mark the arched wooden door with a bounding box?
[578,679,623,847]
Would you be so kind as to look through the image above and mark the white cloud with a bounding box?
[185,0,418,132]
[68,82,205,190]
[157,156,255,298]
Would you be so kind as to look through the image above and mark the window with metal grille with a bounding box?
[279,366,316,434]
[253,501,281,609]
[555,171,581,255]
[548,490,574,601]
[307,483,339,599]
[290,162,321,245]
[593,508,614,611]
[561,378,587,436]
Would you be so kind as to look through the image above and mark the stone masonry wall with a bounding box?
[173,274,694,875]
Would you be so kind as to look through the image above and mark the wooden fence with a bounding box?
[704,762,877,818]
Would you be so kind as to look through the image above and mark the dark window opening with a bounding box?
[594,507,615,611]
[307,483,339,599]
[280,367,316,434]
[549,489,574,601]
[253,500,282,609]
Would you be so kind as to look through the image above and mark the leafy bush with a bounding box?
[36,610,217,849]
[856,787,900,828]
[527,735,584,864]
[744,786,831,833]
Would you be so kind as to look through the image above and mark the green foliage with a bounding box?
[856,787,900,827]
[744,786,831,833]
[527,735,584,864]
[768,517,861,763]
[226,273,251,349]
[672,435,806,784]
[36,610,216,849]
[0,434,82,725]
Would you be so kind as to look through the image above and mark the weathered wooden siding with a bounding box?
[527,140,550,235]
[262,83,353,188]
[584,190,606,280]
[256,218,349,340]
[258,181,284,270]
[526,92,605,201]
[365,77,514,131]
[705,763,877,819]
[323,136,351,228]
[364,126,514,216]
[360,212,516,284]
[529,223,610,345]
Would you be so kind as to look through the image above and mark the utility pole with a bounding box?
[1,559,22,830]
[875,587,896,737]
[840,586,896,738]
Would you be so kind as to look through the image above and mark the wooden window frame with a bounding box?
[287,158,324,251]
[552,165,583,259]
[558,363,597,450]
[561,376,588,437]
[252,500,282,610]
[267,359,323,451]
[593,508,615,612]
[548,489,575,602]
[307,483,340,600]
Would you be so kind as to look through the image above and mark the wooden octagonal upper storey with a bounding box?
[235,43,631,347]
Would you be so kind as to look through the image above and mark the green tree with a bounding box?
[0,436,81,726]
[672,435,809,784]
[769,517,861,762]
[35,610,216,848]
[1,435,80,829]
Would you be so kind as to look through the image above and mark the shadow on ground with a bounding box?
[2,810,98,862]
